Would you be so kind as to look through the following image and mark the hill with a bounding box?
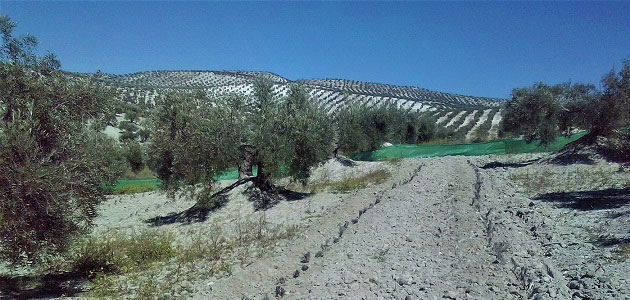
[74,70,506,141]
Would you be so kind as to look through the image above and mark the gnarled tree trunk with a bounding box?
[254,161,274,191]
[238,144,255,179]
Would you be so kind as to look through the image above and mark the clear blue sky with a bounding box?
[1,1,629,99]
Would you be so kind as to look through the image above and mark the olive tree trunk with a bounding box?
[254,161,274,191]
[238,144,255,179]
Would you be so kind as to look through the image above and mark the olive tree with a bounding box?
[146,79,335,212]
[502,83,564,147]
[590,61,630,135]
[283,85,335,183]
[146,91,238,207]
[502,63,629,149]
[0,16,125,264]
[231,79,335,189]
[335,101,437,155]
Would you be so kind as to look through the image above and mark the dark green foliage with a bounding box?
[502,62,629,149]
[146,79,334,203]
[334,101,372,154]
[146,91,237,204]
[554,83,599,135]
[231,79,334,186]
[0,16,124,264]
[118,120,139,142]
[248,78,287,188]
[136,120,151,142]
[123,103,141,124]
[335,101,437,154]
[124,141,145,173]
[283,85,335,183]
[118,120,138,132]
[502,83,563,147]
[590,62,630,135]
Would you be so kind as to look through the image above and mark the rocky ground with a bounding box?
[2,154,628,300]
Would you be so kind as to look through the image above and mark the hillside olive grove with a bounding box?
[0,16,444,263]
[3,14,627,265]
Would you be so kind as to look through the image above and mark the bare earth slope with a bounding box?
[83,156,629,300]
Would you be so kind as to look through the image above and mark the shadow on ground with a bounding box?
[548,153,596,166]
[481,158,540,169]
[146,188,311,226]
[0,272,84,300]
[246,187,311,211]
[145,195,226,226]
[535,188,630,211]
[590,236,630,247]
[335,157,358,167]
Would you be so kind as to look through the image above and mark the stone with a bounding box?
[568,281,580,290]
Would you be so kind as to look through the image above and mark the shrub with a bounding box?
[502,62,630,147]
[70,230,175,277]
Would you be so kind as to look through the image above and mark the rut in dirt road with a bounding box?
[285,158,532,299]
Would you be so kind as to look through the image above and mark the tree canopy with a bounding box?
[146,78,335,210]
[502,61,630,151]
[0,16,125,264]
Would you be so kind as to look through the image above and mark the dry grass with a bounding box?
[614,243,630,261]
[75,217,300,299]
[509,165,630,195]
[71,230,176,277]
[333,169,391,193]
[289,168,391,194]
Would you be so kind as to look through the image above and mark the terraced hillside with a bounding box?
[77,70,506,141]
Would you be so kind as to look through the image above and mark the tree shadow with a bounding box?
[590,236,630,247]
[481,158,540,169]
[145,194,228,226]
[335,157,358,167]
[246,186,312,211]
[0,271,85,300]
[535,188,630,211]
[548,153,596,166]
[146,178,256,226]
[146,179,312,225]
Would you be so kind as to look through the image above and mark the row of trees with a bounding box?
[0,15,488,265]
[502,62,630,152]
[335,101,437,154]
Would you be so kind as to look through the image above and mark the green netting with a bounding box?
[503,131,587,154]
[112,166,282,194]
[113,132,587,190]
[352,131,587,161]
[214,167,258,181]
